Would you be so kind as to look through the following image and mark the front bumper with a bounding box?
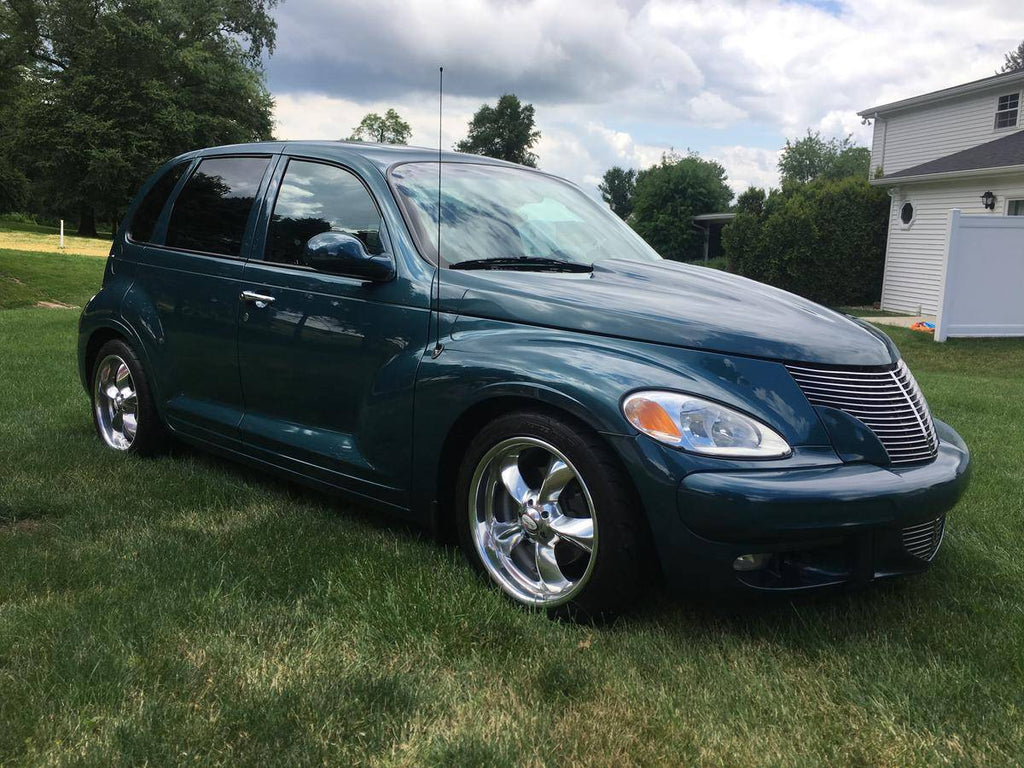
[612,419,971,594]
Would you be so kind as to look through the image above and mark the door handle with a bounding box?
[240,290,276,308]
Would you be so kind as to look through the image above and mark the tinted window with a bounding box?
[130,161,189,243]
[166,156,270,257]
[266,160,384,266]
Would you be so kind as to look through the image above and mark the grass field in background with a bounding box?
[0,216,113,259]
[0,248,106,309]
[1,249,1023,766]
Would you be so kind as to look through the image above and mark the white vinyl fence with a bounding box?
[935,210,1024,341]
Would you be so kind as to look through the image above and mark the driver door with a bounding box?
[237,157,427,507]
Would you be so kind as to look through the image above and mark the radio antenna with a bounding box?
[432,65,444,358]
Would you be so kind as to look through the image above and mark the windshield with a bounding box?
[390,162,663,267]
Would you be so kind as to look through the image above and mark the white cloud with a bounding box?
[685,91,748,127]
[707,145,783,193]
[274,91,478,151]
[816,110,872,146]
[269,0,1024,198]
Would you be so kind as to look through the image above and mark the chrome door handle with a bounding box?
[240,290,276,308]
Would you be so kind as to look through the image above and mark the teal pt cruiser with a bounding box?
[78,141,970,618]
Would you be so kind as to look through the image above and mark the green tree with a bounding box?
[0,3,32,213]
[828,146,871,180]
[348,109,412,144]
[1001,40,1024,72]
[0,0,278,235]
[778,131,869,185]
[598,166,636,219]
[734,186,766,216]
[723,186,767,272]
[455,94,540,167]
[629,152,733,262]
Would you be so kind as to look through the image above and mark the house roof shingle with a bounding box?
[879,129,1024,183]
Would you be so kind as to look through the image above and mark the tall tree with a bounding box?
[455,94,540,167]
[630,151,733,262]
[598,166,637,219]
[0,0,278,235]
[778,130,868,185]
[734,186,766,216]
[1000,40,1024,72]
[348,109,412,144]
[0,2,32,213]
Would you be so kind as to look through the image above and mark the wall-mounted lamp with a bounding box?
[982,190,996,210]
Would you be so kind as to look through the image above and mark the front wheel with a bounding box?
[456,410,652,619]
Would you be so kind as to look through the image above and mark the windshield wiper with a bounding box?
[449,256,592,273]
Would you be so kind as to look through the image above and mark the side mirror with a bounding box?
[302,232,395,282]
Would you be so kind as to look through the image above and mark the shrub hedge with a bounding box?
[723,176,889,306]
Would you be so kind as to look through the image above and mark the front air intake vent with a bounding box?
[902,516,945,561]
[786,360,939,466]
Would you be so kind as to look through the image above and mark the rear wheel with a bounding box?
[91,339,167,456]
[456,410,652,619]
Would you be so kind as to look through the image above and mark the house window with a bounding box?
[995,93,1019,129]
[1008,200,1024,216]
[900,202,914,225]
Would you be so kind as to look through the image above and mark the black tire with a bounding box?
[90,338,169,457]
[456,409,654,620]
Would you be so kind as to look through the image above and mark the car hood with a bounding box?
[450,258,898,366]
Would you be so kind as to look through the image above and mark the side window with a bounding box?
[129,160,189,244]
[266,159,384,266]
[166,156,271,257]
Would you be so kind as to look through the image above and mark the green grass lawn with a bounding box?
[0,248,106,309]
[1,250,1023,766]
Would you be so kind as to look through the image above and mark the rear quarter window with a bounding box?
[129,160,190,244]
[166,156,271,257]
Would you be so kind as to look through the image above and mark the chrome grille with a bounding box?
[786,360,938,465]
[902,516,945,561]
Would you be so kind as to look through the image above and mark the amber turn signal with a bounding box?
[623,396,683,443]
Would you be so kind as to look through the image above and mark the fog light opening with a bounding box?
[733,553,772,572]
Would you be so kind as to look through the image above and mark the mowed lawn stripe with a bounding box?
[0,257,1023,765]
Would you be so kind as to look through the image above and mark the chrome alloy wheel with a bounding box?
[94,354,139,450]
[469,437,598,607]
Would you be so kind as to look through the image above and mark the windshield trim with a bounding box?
[385,158,616,269]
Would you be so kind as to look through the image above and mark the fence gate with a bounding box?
[935,210,1024,341]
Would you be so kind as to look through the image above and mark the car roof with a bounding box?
[174,140,521,174]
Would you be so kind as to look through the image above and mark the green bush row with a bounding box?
[723,177,889,306]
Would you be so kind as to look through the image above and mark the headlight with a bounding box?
[622,391,791,458]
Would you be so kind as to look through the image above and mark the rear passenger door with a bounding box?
[126,154,274,445]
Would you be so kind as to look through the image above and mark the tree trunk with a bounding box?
[76,204,97,237]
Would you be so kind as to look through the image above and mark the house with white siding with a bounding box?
[859,70,1024,316]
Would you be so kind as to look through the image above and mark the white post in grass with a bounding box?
[59,219,65,250]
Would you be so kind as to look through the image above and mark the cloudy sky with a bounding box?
[268,0,1023,198]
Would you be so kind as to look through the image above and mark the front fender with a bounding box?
[411,314,831,511]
